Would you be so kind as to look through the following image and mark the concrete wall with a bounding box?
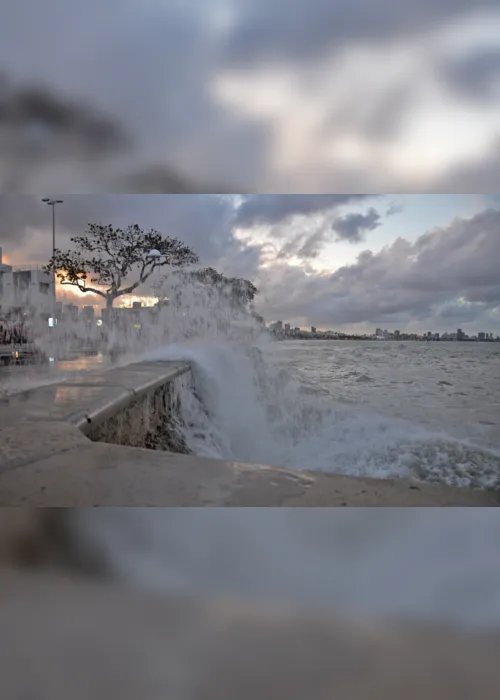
[87,375,189,453]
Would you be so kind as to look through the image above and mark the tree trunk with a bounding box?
[105,295,115,329]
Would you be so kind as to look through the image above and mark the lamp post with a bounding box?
[146,250,172,310]
[147,249,172,262]
[146,249,172,266]
[42,197,63,320]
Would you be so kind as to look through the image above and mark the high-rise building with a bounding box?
[457,328,464,340]
[311,326,317,334]
[478,332,486,341]
[269,320,283,332]
[375,328,383,337]
[394,330,400,339]
[284,323,291,332]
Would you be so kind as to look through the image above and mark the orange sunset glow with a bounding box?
[55,279,157,309]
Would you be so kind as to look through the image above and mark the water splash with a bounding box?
[4,268,500,488]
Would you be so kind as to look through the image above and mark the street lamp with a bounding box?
[147,249,173,262]
[42,197,63,317]
[146,250,172,309]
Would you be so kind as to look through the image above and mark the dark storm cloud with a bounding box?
[234,195,371,227]
[0,1,262,192]
[386,203,404,216]
[332,208,382,243]
[0,75,130,192]
[0,194,259,281]
[442,48,500,101]
[0,73,215,194]
[118,167,216,194]
[0,75,127,155]
[249,198,385,260]
[0,195,116,244]
[257,208,500,327]
[223,0,498,65]
[273,223,331,260]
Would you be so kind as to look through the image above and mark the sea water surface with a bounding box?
[2,338,499,487]
[152,339,500,490]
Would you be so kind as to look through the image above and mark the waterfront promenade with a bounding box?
[0,359,497,506]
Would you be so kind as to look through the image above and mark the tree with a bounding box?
[188,267,258,309]
[45,223,199,311]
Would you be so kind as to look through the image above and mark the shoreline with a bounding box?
[1,359,498,507]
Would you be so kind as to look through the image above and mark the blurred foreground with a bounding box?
[1,509,500,698]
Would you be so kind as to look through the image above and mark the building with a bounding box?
[0,248,55,319]
[311,326,317,334]
[284,323,291,332]
[457,328,465,341]
[64,304,79,322]
[0,247,11,275]
[394,330,400,339]
[269,320,283,332]
[81,306,96,324]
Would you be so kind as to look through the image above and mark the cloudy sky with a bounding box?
[1,0,500,192]
[1,194,499,334]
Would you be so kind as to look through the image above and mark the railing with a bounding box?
[11,265,47,272]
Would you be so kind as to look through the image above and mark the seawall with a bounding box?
[0,359,498,506]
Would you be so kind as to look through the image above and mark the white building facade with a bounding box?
[0,247,55,319]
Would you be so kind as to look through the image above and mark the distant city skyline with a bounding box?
[268,319,499,340]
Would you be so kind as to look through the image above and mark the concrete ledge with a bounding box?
[1,570,500,699]
[0,360,190,432]
[0,432,497,505]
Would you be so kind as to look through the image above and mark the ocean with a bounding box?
[150,338,500,491]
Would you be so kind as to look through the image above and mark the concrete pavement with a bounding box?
[0,418,497,505]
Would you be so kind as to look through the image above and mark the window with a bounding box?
[39,282,50,295]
